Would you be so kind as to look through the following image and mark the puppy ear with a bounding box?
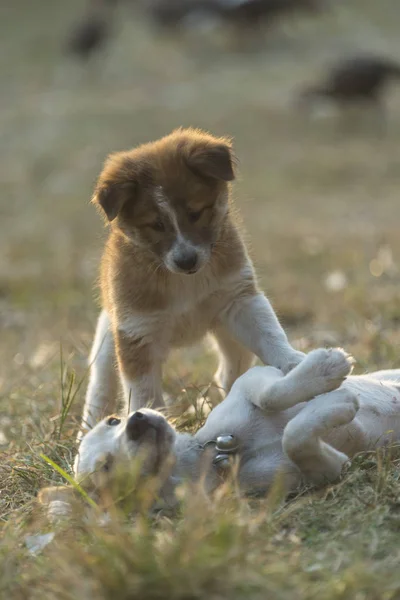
[187,143,235,182]
[92,181,136,222]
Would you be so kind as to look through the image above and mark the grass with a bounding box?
[1,0,400,597]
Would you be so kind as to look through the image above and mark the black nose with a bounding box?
[126,411,150,441]
[174,249,198,272]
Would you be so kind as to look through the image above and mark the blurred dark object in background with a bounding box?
[66,0,326,60]
[217,0,323,32]
[149,0,325,33]
[65,0,117,60]
[297,55,400,112]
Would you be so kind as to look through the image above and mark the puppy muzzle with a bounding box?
[126,411,153,441]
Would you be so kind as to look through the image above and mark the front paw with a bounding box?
[279,350,306,374]
[305,348,354,392]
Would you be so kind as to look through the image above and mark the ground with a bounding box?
[1,0,400,597]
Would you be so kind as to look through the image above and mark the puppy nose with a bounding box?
[126,411,150,441]
[173,248,198,273]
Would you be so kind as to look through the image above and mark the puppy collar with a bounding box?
[200,434,239,470]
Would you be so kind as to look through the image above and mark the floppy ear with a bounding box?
[92,181,136,222]
[187,143,235,182]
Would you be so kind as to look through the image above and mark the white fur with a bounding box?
[75,348,400,500]
[218,292,305,373]
[154,185,210,275]
[74,417,127,476]
[80,310,118,436]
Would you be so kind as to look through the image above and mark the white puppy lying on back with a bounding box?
[70,348,400,505]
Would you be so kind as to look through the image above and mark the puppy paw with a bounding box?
[319,389,360,429]
[279,350,306,374]
[304,348,354,393]
[38,486,75,523]
[286,388,360,445]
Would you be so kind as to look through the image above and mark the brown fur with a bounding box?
[95,128,250,384]
[81,127,303,431]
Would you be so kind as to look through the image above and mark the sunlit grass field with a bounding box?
[1,0,400,597]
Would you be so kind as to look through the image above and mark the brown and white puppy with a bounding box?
[81,128,304,434]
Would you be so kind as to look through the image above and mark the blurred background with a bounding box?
[1,0,400,444]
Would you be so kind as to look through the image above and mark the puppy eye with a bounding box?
[107,417,121,426]
[150,219,165,232]
[188,208,204,223]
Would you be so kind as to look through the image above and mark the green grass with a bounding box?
[1,0,400,597]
